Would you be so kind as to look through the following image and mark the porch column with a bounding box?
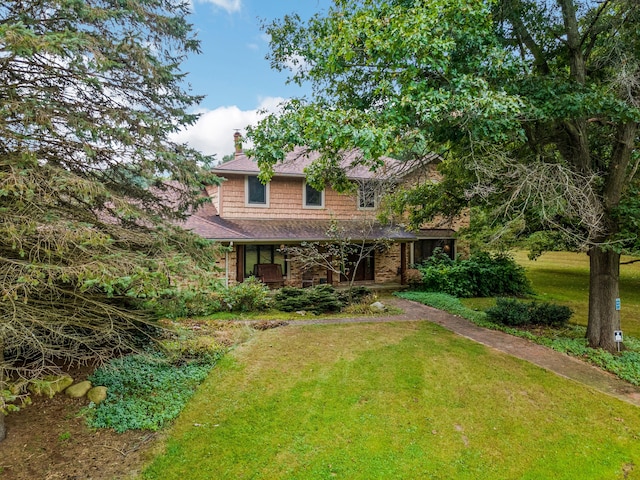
[400,242,407,285]
[236,244,245,283]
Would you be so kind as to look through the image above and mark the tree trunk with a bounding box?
[587,246,621,351]
[0,411,5,443]
[0,344,5,442]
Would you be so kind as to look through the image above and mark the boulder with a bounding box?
[370,301,386,312]
[65,380,92,398]
[28,375,74,398]
[87,386,108,404]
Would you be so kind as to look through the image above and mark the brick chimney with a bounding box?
[234,131,242,156]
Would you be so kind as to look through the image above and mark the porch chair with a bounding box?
[254,263,284,288]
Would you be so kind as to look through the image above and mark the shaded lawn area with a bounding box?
[143,322,640,480]
[463,251,640,338]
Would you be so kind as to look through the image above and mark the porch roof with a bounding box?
[183,214,428,243]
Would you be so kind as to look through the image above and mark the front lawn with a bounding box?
[143,322,640,479]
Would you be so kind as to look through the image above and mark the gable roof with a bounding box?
[213,147,438,181]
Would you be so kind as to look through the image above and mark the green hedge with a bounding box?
[414,251,532,298]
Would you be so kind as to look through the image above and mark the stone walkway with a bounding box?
[286,297,640,407]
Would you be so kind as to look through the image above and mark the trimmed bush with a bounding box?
[486,298,573,327]
[273,287,310,312]
[485,298,531,326]
[414,251,532,298]
[274,284,344,314]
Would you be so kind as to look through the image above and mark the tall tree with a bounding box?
[247,0,639,352]
[0,0,221,440]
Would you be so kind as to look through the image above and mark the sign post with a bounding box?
[614,330,623,352]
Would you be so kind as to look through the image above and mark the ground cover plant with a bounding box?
[144,322,640,479]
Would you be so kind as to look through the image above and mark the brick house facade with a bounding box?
[184,142,467,288]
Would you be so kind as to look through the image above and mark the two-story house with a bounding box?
[185,137,466,288]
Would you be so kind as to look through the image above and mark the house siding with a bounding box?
[216,175,362,220]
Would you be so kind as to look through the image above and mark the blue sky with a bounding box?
[172,0,332,160]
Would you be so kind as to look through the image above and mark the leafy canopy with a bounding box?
[248,0,640,254]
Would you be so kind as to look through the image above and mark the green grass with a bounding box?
[203,293,402,322]
[143,322,640,480]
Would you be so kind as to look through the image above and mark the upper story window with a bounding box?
[358,181,376,209]
[303,182,324,208]
[246,175,269,206]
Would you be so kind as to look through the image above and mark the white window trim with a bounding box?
[302,181,325,209]
[245,175,270,207]
[357,183,377,210]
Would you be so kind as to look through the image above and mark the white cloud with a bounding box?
[170,97,286,161]
[196,0,241,14]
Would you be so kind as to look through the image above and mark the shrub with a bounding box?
[274,284,344,314]
[147,289,226,319]
[486,298,572,327]
[337,286,373,304]
[414,251,532,298]
[224,277,272,312]
[485,298,531,326]
[273,287,309,312]
[529,302,573,327]
[304,285,343,314]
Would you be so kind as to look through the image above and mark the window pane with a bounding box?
[259,246,272,264]
[245,245,258,277]
[359,182,375,208]
[274,249,287,275]
[247,176,266,204]
[305,184,322,207]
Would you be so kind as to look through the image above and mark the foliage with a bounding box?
[413,251,531,298]
[337,286,373,305]
[485,298,533,326]
[0,0,222,438]
[223,277,272,313]
[274,284,344,314]
[144,286,225,319]
[486,298,573,327]
[87,347,223,433]
[246,0,640,351]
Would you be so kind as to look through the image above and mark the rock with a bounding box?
[65,380,92,398]
[28,375,74,398]
[87,386,108,404]
[370,301,386,312]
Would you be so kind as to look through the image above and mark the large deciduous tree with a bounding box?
[0,0,222,440]
[247,0,639,352]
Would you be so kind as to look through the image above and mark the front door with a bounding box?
[341,247,375,282]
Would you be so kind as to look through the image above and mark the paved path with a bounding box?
[286,297,640,407]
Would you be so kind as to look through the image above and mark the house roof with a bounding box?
[213,147,438,181]
[183,213,407,242]
[183,208,454,243]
